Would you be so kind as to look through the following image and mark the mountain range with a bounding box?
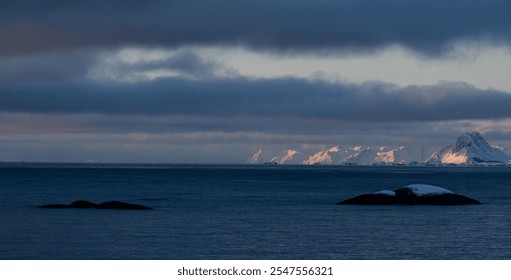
[248,132,511,166]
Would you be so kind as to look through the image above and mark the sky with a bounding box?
[1,0,511,163]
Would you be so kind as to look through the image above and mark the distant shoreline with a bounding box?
[0,162,509,168]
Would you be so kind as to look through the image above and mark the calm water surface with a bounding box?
[0,164,510,259]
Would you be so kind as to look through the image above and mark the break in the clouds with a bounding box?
[1,0,511,56]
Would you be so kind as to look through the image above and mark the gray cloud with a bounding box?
[1,0,510,56]
[88,49,225,82]
[0,48,229,85]
[1,77,511,123]
[0,50,97,83]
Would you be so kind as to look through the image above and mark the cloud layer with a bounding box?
[2,0,511,56]
[1,78,511,123]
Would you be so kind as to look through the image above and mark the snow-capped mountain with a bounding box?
[377,146,431,164]
[248,132,511,165]
[343,146,378,165]
[250,145,432,165]
[247,149,264,164]
[267,150,308,164]
[304,146,352,164]
[343,146,430,165]
[426,132,511,164]
[301,145,425,165]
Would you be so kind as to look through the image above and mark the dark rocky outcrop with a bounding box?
[96,201,153,210]
[68,200,98,208]
[39,200,153,210]
[338,193,398,205]
[338,185,481,205]
[338,193,481,205]
[39,204,68,209]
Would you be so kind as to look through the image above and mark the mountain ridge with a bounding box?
[248,132,511,166]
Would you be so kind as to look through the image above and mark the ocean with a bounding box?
[0,163,510,260]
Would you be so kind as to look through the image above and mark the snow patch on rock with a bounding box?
[374,190,396,196]
[402,184,454,196]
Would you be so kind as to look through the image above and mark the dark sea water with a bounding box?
[0,163,510,260]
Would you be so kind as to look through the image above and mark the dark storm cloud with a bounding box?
[1,77,511,122]
[0,48,223,84]
[1,0,510,56]
[0,50,97,83]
